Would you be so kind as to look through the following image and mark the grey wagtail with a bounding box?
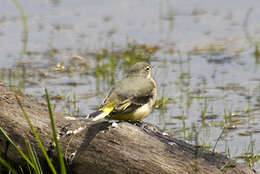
[89,62,157,122]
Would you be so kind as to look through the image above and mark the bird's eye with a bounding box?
[145,67,150,71]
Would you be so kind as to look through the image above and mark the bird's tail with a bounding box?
[89,110,108,121]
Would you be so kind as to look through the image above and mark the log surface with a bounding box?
[0,84,255,174]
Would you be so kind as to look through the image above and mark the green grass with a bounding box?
[45,88,66,174]
[12,0,29,58]
[0,92,67,174]
[236,135,260,168]
[0,127,34,169]
[0,157,18,174]
[16,95,58,174]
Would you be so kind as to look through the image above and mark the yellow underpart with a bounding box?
[101,106,114,114]
[109,103,151,121]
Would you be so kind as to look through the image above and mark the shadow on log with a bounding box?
[0,84,256,174]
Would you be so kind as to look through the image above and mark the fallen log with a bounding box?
[0,83,255,174]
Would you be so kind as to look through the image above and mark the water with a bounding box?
[1,0,260,171]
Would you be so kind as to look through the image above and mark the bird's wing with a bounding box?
[101,77,155,115]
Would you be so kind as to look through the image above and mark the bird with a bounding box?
[88,62,157,122]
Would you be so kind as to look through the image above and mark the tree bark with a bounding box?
[0,84,255,174]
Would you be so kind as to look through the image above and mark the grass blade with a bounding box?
[25,140,43,174]
[0,128,34,169]
[15,95,57,174]
[12,0,29,56]
[45,88,66,174]
[0,156,18,174]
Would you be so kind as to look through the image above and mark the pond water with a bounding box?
[1,0,260,171]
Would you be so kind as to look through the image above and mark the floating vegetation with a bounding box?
[0,35,260,172]
[2,0,260,172]
[236,136,260,169]
[154,88,175,110]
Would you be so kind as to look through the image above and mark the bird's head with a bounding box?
[127,62,152,78]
